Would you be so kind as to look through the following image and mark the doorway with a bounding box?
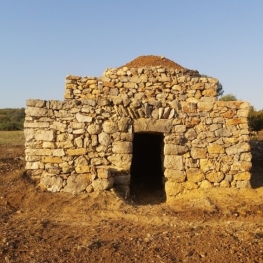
[130,133,165,203]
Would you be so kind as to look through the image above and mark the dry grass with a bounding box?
[0,130,25,145]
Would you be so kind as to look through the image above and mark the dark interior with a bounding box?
[130,133,165,202]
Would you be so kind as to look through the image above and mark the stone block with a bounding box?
[186,168,205,182]
[42,157,63,164]
[62,174,91,193]
[26,99,46,107]
[165,181,184,196]
[197,102,213,112]
[206,171,224,183]
[164,144,188,155]
[35,130,55,141]
[133,119,172,133]
[87,124,101,135]
[92,178,114,191]
[200,180,213,189]
[207,144,225,154]
[102,121,118,133]
[226,143,250,155]
[164,169,186,182]
[75,165,90,173]
[164,155,183,170]
[25,107,48,117]
[234,172,251,181]
[191,148,207,159]
[67,148,86,156]
[40,173,63,192]
[112,141,133,154]
[76,113,92,123]
[107,154,132,171]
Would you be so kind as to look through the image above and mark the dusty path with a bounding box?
[0,144,263,263]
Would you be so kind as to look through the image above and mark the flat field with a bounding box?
[0,131,263,262]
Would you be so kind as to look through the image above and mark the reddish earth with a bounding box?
[0,142,263,263]
[118,55,185,70]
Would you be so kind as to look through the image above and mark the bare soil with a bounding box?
[118,55,185,70]
[1,142,263,263]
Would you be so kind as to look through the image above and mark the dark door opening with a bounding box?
[130,133,165,203]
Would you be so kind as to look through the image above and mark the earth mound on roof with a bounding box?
[119,55,185,70]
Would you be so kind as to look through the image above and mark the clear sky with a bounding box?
[1,1,263,109]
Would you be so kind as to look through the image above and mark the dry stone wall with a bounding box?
[24,65,251,200]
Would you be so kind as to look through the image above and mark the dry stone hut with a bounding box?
[24,55,252,201]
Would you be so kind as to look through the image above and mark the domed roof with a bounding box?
[118,55,185,70]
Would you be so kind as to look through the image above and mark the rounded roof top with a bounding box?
[118,55,185,70]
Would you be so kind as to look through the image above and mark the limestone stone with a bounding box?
[92,178,114,191]
[186,168,205,182]
[97,167,111,179]
[42,157,63,164]
[164,155,183,170]
[173,125,187,133]
[236,180,250,188]
[87,124,101,134]
[108,154,132,171]
[35,130,55,142]
[206,171,224,183]
[164,169,186,182]
[62,174,91,193]
[98,132,111,147]
[234,172,251,181]
[75,165,90,173]
[200,180,213,189]
[112,142,133,154]
[52,149,65,157]
[200,159,215,172]
[191,148,207,159]
[76,113,92,123]
[134,119,173,133]
[226,118,247,125]
[215,128,231,137]
[43,142,56,148]
[207,144,225,154]
[197,102,213,112]
[103,121,118,133]
[26,161,43,170]
[25,107,48,117]
[73,129,85,135]
[181,102,197,113]
[220,180,230,188]
[40,173,63,192]
[185,128,197,140]
[226,143,250,155]
[184,181,198,190]
[25,149,51,156]
[24,129,37,143]
[164,144,188,155]
[165,181,184,196]
[67,148,86,156]
[26,99,46,107]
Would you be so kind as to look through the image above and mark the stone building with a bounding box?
[24,55,252,201]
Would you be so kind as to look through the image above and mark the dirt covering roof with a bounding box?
[118,55,185,70]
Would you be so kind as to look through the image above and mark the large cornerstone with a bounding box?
[24,56,252,200]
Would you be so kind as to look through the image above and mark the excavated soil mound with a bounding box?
[119,55,185,70]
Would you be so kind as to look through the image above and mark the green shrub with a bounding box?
[0,108,25,131]
[248,107,263,131]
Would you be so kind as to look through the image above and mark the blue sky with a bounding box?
[1,1,263,109]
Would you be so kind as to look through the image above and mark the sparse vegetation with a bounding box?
[219,93,237,101]
[0,108,25,131]
[0,131,25,145]
[248,107,263,131]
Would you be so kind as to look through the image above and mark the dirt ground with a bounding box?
[0,142,263,263]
